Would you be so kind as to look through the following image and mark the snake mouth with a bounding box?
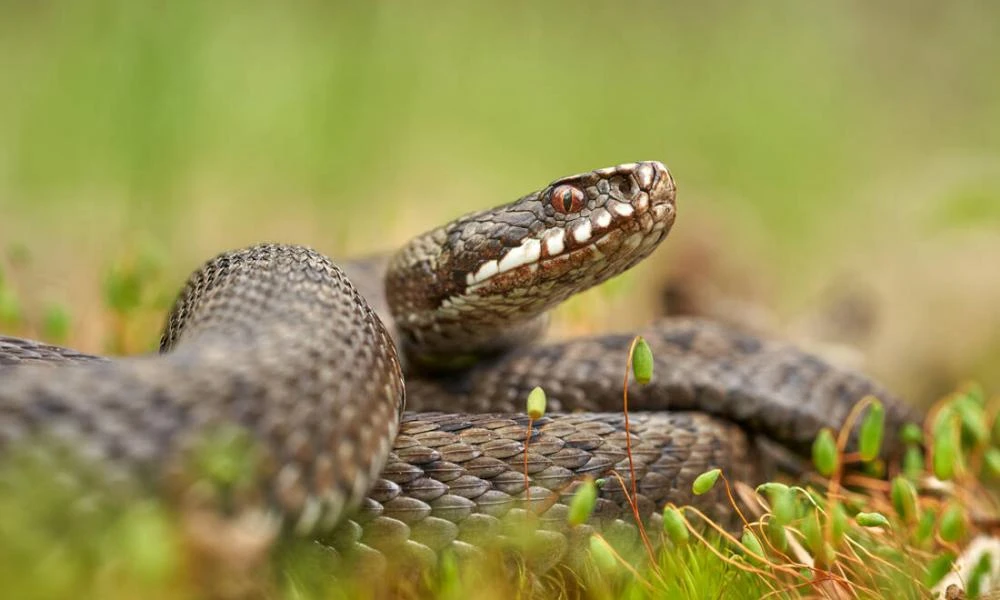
[463,161,676,292]
[387,160,677,360]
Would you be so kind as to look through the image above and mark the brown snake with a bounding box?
[0,161,922,568]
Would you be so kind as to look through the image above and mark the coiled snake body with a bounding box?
[0,162,920,567]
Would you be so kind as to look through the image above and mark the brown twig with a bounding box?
[607,470,657,563]
[720,472,751,530]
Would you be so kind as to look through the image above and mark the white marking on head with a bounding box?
[495,237,544,275]
[592,208,612,229]
[610,202,634,218]
[523,238,541,263]
[497,244,527,273]
[637,163,655,188]
[572,221,592,243]
[544,229,565,256]
[468,259,499,285]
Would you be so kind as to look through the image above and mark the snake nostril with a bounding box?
[615,178,632,197]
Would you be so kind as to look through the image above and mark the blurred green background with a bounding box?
[1,0,998,402]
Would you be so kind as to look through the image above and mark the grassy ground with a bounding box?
[1,1,999,598]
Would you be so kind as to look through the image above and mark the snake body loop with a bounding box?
[0,161,921,566]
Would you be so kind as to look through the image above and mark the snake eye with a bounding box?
[550,185,584,214]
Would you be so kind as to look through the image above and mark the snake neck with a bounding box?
[384,161,677,370]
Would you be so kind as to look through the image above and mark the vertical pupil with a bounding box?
[562,191,573,212]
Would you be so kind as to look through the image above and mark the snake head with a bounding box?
[388,161,677,364]
[456,160,676,296]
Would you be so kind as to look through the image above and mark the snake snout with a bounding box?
[635,161,670,192]
[635,161,676,210]
[610,161,676,235]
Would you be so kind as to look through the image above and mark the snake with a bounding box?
[0,161,922,570]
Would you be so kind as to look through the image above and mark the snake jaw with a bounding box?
[387,161,677,363]
[462,160,675,291]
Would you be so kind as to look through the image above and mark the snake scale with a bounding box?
[0,161,922,570]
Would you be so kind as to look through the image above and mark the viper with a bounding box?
[0,161,921,567]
